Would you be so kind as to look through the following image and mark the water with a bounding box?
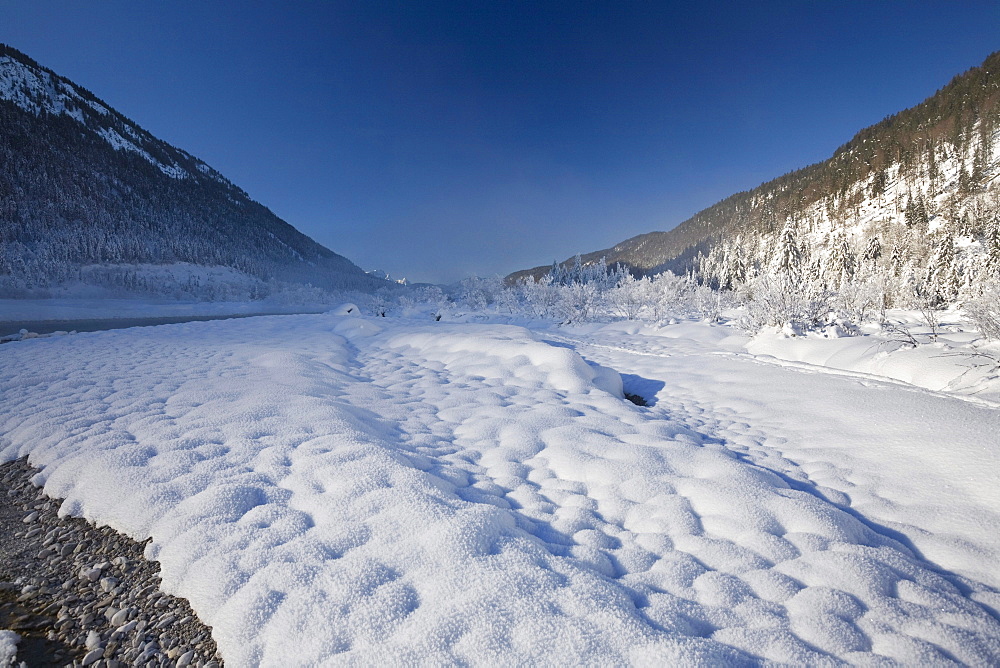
[0,312,298,338]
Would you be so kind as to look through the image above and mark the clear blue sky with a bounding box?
[2,2,999,284]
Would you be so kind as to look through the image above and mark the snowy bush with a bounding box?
[649,272,695,320]
[964,281,1000,340]
[691,282,724,322]
[494,284,521,314]
[832,275,888,325]
[556,281,603,322]
[738,275,830,333]
[606,274,649,320]
[457,276,504,311]
[367,290,393,317]
[520,275,562,318]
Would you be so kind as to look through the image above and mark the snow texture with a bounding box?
[1,312,999,665]
[0,630,18,667]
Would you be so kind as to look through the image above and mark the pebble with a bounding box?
[114,619,137,635]
[155,613,176,629]
[110,607,130,626]
[81,647,104,665]
[21,511,38,523]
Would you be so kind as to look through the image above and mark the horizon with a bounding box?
[2,1,999,284]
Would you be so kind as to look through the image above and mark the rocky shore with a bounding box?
[0,457,223,667]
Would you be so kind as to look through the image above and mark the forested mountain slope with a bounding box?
[0,44,385,298]
[510,51,1000,303]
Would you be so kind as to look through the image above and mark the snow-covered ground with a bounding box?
[745,308,1000,406]
[1,310,998,665]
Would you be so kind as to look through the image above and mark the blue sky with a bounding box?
[3,1,999,284]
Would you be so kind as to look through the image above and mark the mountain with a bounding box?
[509,51,1000,301]
[0,44,386,298]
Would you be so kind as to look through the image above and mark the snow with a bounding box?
[96,127,187,179]
[0,55,66,116]
[1,312,999,665]
[746,309,1000,405]
[86,99,110,115]
[0,630,18,667]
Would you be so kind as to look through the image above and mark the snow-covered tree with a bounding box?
[770,223,802,280]
[824,231,856,290]
[607,274,650,320]
[925,232,959,305]
[862,236,882,271]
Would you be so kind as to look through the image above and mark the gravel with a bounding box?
[0,457,223,667]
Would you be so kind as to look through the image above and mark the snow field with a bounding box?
[367,323,1000,663]
[563,322,1000,587]
[1,313,999,665]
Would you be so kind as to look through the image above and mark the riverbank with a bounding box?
[0,458,222,667]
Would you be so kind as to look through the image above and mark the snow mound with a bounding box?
[384,325,624,397]
[327,302,361,316]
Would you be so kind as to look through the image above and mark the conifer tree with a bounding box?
[927,143,939,185]
[987,218,1000,277]
[724,236,748,289]
[972,143,986,187]
[926,232,959,304]
[890,244,906,276]
[825,231,855,290]
[958,164,972,195]
[770,223,802,280]
[862,236,882,270]
[904,194,917,228]
[915,194,930,228]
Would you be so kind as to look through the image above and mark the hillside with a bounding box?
[509,51,1000,299]
[0,44,386,299]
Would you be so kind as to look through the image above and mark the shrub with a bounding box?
[738,275,830,333]
[964,281,1000,340]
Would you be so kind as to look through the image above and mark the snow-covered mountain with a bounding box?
[510,51,1000,304]
[0,44,386,298]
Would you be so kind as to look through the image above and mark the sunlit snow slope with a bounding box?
[1,313,999,665]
